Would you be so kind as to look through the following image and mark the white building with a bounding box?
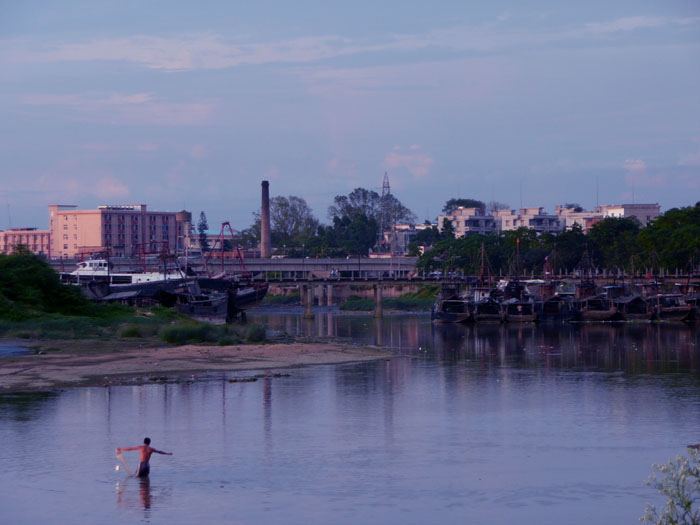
[595,204,659,227]
[438,207,498,237]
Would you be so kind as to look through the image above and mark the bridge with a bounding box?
[50,256,700,319]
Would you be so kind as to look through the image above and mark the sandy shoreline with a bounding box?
[0,342,392,393]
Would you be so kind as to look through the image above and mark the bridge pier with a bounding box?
[373,284,383,318]
[326,284,333,306]
[302,284,314,319]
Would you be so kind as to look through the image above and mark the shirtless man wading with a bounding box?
[116,437,172,477]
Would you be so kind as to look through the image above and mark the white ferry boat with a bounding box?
[70,259,185,285]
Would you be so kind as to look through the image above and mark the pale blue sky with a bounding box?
[1,1,699,230]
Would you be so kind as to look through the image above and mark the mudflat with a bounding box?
[0,341,392,392]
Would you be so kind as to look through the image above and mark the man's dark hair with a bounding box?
[144,437,151,445]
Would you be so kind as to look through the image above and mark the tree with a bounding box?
[440,217,455,239]
[197,212,210,253]
[642,448,700,524]
[241,196,319,249]
[638,203,700,271]
[587,217,640,270]
[313,212,378,257]
[563,203,584,212]
[442,198,485,214]
[269,196,319,245]
[328,187,416,226]
[486,201,510,214]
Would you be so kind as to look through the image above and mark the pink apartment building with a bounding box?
[0,228,51,256]
[49,204,191,259]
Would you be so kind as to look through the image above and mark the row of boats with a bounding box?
[431,278,700,324]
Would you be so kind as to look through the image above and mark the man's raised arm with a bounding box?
[116,446,141,453]
[152,448,173,455]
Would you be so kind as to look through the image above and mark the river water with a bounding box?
[1,310,699,524]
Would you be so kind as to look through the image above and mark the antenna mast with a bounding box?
[378,172,391,252]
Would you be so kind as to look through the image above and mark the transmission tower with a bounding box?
[378,172,392,252]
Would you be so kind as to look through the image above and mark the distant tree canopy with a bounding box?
[563,202,584,212]
[328,187,416,227]
[416,206,700,276]
[442,198,485,214]
[309,213,378,257]
[269,196,319,245]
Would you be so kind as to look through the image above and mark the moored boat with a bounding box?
[647,294,693,322]
[573,295,621,322]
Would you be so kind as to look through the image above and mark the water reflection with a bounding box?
[252,310,700,374]
[0,392,58,422]
[116,477,156,515]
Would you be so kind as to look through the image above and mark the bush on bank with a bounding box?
[159,322,266,345]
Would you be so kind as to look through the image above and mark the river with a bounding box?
[1,310,699,523]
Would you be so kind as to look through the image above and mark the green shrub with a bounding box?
[120,324,159,338]
[159,322,220,344]
[243,324,266,342]
[340,295,374,311]
[262,292,300,305]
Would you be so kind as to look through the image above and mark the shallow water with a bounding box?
[0,344,29,357]
[1,311,699,523]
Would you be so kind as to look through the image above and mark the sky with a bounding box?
[1,0,699,231]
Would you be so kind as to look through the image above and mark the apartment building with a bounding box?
[49,204,191,259]
[438,207,498,237]
[0,228,51,256]
[555,203,660,232]
[512,207,563,233]
[595,204,659,227]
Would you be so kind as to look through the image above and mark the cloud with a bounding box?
[623,158,667,188]
[137,142,158,151]
[582,16,699,35]
[81,143,115,151]
[679,140,700,167]
[4,15,698,72]
[95,178,129,199]
[264,166,279,180]
[19,92,214,126]
[383,149,434,178]
[190,144,209,159]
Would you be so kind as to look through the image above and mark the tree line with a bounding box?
[417,202,700,276]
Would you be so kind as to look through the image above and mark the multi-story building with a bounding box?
[555,203,660,232]
[512,207,563,233]
[0,228,51,256]
[554,205,602,232]
[48,204,191,259]
[438,207,498,237]
[595,204,659,227]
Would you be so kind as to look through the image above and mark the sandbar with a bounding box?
[0,342,392,392]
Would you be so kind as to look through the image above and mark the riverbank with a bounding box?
[0,340,392,393]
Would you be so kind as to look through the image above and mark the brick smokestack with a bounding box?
[260,180,272,258]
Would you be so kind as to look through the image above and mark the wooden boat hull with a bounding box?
[574,308,621,322]
[654,306,693,322]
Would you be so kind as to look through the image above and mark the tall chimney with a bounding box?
[260,180,272,258]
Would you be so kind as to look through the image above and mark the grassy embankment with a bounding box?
[261,286,438,311]
[0,250,266,349]
[339,285,438,311]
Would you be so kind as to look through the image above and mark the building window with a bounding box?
[63,244,68,249]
